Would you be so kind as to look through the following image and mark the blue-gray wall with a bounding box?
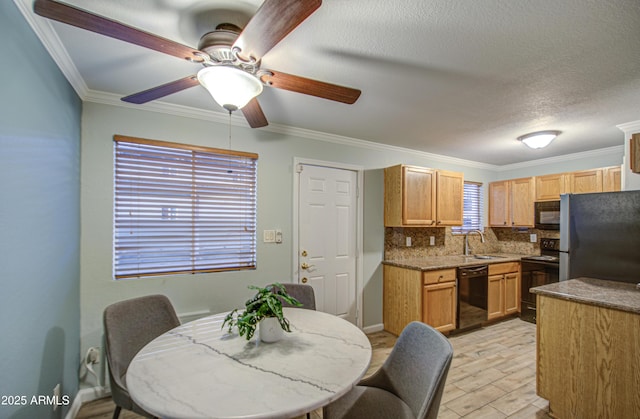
[0,2,81,418]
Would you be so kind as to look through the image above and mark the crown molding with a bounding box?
[14,0,88,98]
[616,120,640,134]
[495,145,624,172]
[16,0,626,173]
[84,90,626,172]
[85,89,496,170]
[84,90,243,125]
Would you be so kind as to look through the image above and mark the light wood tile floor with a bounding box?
[77,318,550,419]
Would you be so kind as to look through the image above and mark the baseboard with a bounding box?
[362,323,384,334]
[65,386,109,419]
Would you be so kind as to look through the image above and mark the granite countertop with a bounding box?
[531,277,640,315]
[382,253,529,271]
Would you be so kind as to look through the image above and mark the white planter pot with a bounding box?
[259,317,284,343]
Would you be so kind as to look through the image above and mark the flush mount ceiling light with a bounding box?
[197,66,264,113]
[518,130,561,149]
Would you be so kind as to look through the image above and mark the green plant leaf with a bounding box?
[222,283,301,340]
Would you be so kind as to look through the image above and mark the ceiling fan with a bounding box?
[33,0,361,128]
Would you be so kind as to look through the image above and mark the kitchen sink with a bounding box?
[473,255,505,260]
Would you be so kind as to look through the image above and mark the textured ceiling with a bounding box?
[18,0,640,165]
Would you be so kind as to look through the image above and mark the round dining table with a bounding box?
[126,308,372,419]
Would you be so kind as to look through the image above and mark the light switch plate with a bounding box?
[530,233,537,243]
[264,230,276,243]
[405,236,412,247]
[429,236,435,246]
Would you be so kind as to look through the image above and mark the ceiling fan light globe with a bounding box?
[197,66,263,111]
[518,131,560,149]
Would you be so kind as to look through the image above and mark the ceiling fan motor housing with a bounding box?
[197,24,254,67]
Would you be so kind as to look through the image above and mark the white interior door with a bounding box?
[298,164,358,324]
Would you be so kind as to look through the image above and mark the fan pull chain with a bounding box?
[227,110,232,150]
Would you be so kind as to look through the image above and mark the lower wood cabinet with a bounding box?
[422,273,457,333]
[537,294,640,418]
[384,262,521,335]
[383,265,457,335]
[487,262,520,320]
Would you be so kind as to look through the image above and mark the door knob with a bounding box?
[301,262,310,269]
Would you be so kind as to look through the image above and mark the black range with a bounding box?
[520,238,560,324]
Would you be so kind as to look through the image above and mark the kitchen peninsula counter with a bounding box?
[382,253,527,271]
[532,277,640,418]
[531,277,640,314]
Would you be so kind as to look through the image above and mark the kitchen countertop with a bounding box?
[531,277,640,314]
[382,253,529,271]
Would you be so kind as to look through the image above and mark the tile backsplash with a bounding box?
[384,227,559,260]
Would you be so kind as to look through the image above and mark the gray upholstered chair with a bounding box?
[276,283,316,310]
[323,321,453,419]
[103,294,180,419]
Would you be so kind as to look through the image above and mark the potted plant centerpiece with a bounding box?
[222,283,302,342]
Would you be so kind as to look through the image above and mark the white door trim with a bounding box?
[292,157,364,329]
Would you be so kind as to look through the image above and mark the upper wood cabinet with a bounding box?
[489,177,535,227]
[384,165,463,227]
[603,166,621,192]
[534,166,621,201]
[511,178,535,226]
[488,180,509,227]
[567,169,602,194]
[435,170,464,226]
[535,173,568,201]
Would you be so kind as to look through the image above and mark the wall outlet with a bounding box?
[87,347,100,364]
[405,236,412,247]
[429,236,436,246]
[53,383,61,411]
[530,233,537,243]
[275,229,282,244]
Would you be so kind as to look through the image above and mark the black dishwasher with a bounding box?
[456,265,488,331]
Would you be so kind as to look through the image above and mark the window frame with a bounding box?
[113,135,258,279]
[452,181,483,234]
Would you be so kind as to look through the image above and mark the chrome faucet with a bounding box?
[464,229,485,256]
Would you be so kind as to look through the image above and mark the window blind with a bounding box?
[452,181,483,233]
[114,136,258,279]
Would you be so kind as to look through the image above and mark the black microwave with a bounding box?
[534,201,560,230]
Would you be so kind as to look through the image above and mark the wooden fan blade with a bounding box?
[261,70,361,104]
[34,0,203,62]
[233,0,321,61]
[242,98,268,128]
[121,76,199,104]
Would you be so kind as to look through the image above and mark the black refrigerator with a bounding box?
[559,190,640,284]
